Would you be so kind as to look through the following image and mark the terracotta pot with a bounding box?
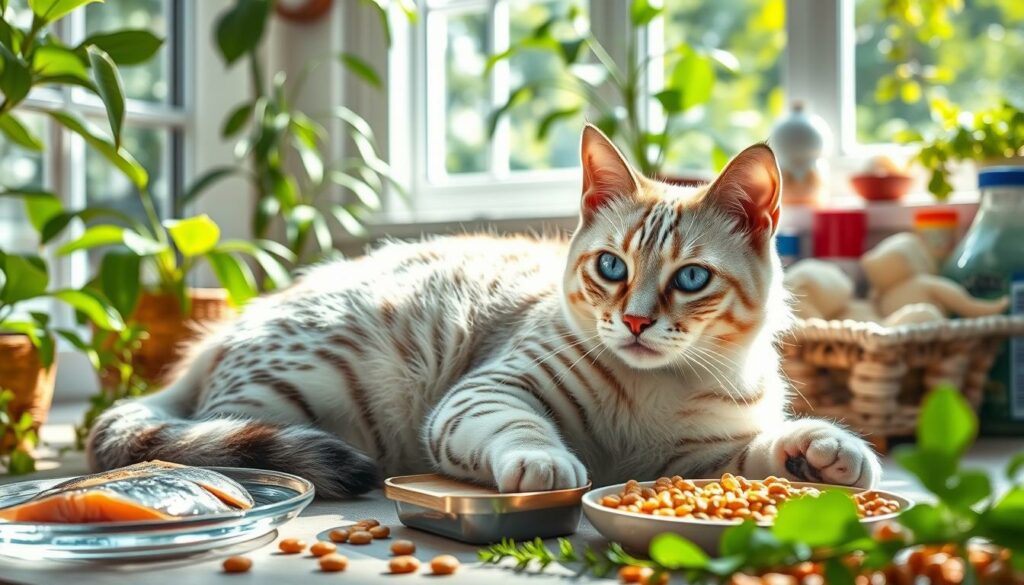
[850,173,914,202]
[0,333,56,453]
[102,288,236,388]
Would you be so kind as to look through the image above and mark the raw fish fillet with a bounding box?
[0,460,254,523]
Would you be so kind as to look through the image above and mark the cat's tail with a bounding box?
[86,342,379,499]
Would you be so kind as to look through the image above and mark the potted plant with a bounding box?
[3,2,294,386]
[0,249,123,451]
[0,388,38,475]
[184,0,410,265]
[897,99,1024,200]
[486,0,732,181]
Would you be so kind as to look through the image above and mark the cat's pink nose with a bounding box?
[622,314,654,335]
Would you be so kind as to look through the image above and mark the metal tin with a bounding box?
[384,474,590,544]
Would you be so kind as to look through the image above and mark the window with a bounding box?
[854,0,1024,144]
[0,0,186,284]
[391,0,1021,219]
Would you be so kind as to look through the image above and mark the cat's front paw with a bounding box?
[774,419,881,488]
[492,447,588,492]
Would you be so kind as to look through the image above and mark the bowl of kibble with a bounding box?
[583,474,911,554]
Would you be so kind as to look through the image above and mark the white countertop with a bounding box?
[0,409,1019,585]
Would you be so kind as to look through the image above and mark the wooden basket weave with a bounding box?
[782,315,1024,451]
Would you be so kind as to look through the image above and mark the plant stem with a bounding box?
[137,187,167,245]
[248,50,266,99]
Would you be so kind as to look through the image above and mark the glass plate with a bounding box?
[0,467,314,561]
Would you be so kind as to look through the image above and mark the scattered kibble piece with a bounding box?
[310,541,337,557]
[389,555,420,574]
[430,555,460,575]
[347,530,373,545]
[603,474,900,522]
[278,538,306,554]
[617,565,667,584]
[328,528,349,543]
[222,556,252,573]
[391,540,416,555]
[354,518,380,529]
[318,553,349,572]
[369,525,391,539]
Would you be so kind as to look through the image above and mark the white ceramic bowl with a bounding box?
[583,480,912,555]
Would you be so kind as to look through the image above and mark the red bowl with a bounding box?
[849,174,914,202]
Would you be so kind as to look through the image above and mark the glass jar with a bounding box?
[942,167,1024,435]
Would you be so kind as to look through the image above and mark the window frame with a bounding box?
[387,0,979,223]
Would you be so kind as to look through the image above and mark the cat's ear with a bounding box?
[580,124,640,220]
[703,143,781,245]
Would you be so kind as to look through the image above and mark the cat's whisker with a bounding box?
[687,345,749,405]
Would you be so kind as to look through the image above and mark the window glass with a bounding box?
[507,0,585,171]
[84,0,171,103]
[661,0,786,171]
[441,11,490,174]
[855,0,1024,143]
[0,113,47,252]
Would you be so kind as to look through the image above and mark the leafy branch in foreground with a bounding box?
[478,385,1024,584]
[0,388,38,476]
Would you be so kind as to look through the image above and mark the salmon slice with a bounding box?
[0,461,254,523]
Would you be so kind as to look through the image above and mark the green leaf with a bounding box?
[648,533,708,570]
[6,447,36,475]
[1008,452,1024,483]
[630,0,663,26]
[253,195,279,238]
[182,166,243,204]
[221,102,252,137]
[942,470,993,510]
[712,144,730,172]
[331,205,367,237]
[28,0,101,24]
[0,43,31,105]
[87,46,126,148]
[215,0,271,66]
[51,289,123,331]
[215,239,293,289]
[487,85,533,138]
[918,384,976,457]
[594,114,619,138]
[0,189,62,231]
[358,0,393,47]
[824,558,856,585]
[980,488,1024,549]
[898,503,961,542]
[205,251,257,307]
[48,111,148,189]
[39,206,141,244]
[164,214,221,257]
[33,45,89,80]
[293,136,323,185]
[537,106,582,141]
[773,490,867,548]
[78,29,163,65]
[654,89,684,113]
[100,251,140,318]
[0,252,48,304]
[329,171,380,209]
[58,225,124,255]
[0,114,44,151]
[338,52,381,89]
[669,48,715,111]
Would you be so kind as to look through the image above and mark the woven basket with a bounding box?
[782,315,1024,451]
[0,333,56,454]
[99,288,236,388]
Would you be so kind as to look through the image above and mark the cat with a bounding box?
[88,125,881,498]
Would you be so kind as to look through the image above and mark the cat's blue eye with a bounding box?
[673,264,711,292]
[596,253,627,282]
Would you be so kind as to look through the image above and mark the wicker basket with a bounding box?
[0,333,56,453]
[782,315,1024,451]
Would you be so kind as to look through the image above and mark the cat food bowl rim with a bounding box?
[385,473,591,515]
[583,479,913,528]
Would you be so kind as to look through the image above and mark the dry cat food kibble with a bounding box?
[618,566,668,584]
[318,553,349,572]
[389,555,421,574]
[328,528,349,543]
[391,540,416,555]
[602,474,900,522]
[222,556,252,573]
[369,525,391,539]
[430,555,460,575]
[309,541,337,557]
[347,530,373,545]
[278,537,307,554]
[354,518,380,529]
